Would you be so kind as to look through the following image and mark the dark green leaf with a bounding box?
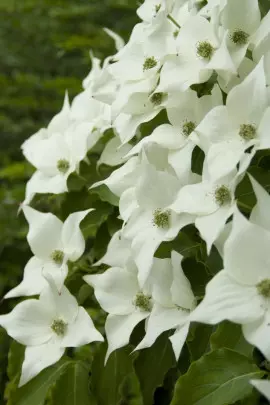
[134,333,176,405]
[90,184,119,206]
[187,323,213,361]
[51,361,95,405]
[170,349,264,405]
[81,202,113,238]
[211,321,254,358]
[91,344,140,405]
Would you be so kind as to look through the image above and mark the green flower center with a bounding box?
[51,250,64,265]
[239,124,256,141]
[182,121,196,137]
[153,209,170,228]
[196,41,214,60]
[257,279,270,298]
[143,57,158,71]
[173,30,179,38]
[57,159,70,174]
[150,92,164,106]
[230,30,249,45]
[134,292,152,312]
[51,319,67,336]
[214,186,231,206]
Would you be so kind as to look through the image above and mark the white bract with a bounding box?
[5,206,91,298]
[0,279,103,385]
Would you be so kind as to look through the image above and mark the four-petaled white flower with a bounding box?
[5,206,92,298]
[84,259,153,362]
[0,278,103,386]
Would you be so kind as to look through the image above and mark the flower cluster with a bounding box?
[1,0,270,391]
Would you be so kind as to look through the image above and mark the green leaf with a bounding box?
[259,0,270,17]
[81,201,113,238]
[67,172,87,191]
[7,340,25,381]
[134,332,176,405]
[50,361,95,405]
[119,372,143,405]
[210,321,254,358]
[0,328,10,404]
[187,323,213,361]
[90,184,119,206]
[91,344,140,405]
[170,349,264,405]
[11,358,72,405]
[182,257,211,298]
[4,340,25,404]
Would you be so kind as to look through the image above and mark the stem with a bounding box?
[167,14,181,29]
[237,200,252,212]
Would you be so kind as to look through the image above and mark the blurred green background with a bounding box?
[0,0,137,398]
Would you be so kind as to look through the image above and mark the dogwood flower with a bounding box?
[84,259,152,361]
[0,278,103,386]
[121,162,193,286]
[192,59,270,180]
[221,0,261,72]
[5,206,92,298]
[126,85,222,179]
[170,168,241,253]
[135,251,196,359]
[24,121,94,203]
[191,178,270,359]
[157,15,235,93]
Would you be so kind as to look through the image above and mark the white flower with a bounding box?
[192,59,270,180]
[24,121,93,203]
[135,251,196,360]
[121,162,193,286]
[126,85,222,179]
[5,206,92,298]
[191,178,270,359]
[170,168,241,253]
[0,278,103,386]
[112,76,167,143]
[157,15,235,93]
[84,260,152,361]
[221,0,261,72]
